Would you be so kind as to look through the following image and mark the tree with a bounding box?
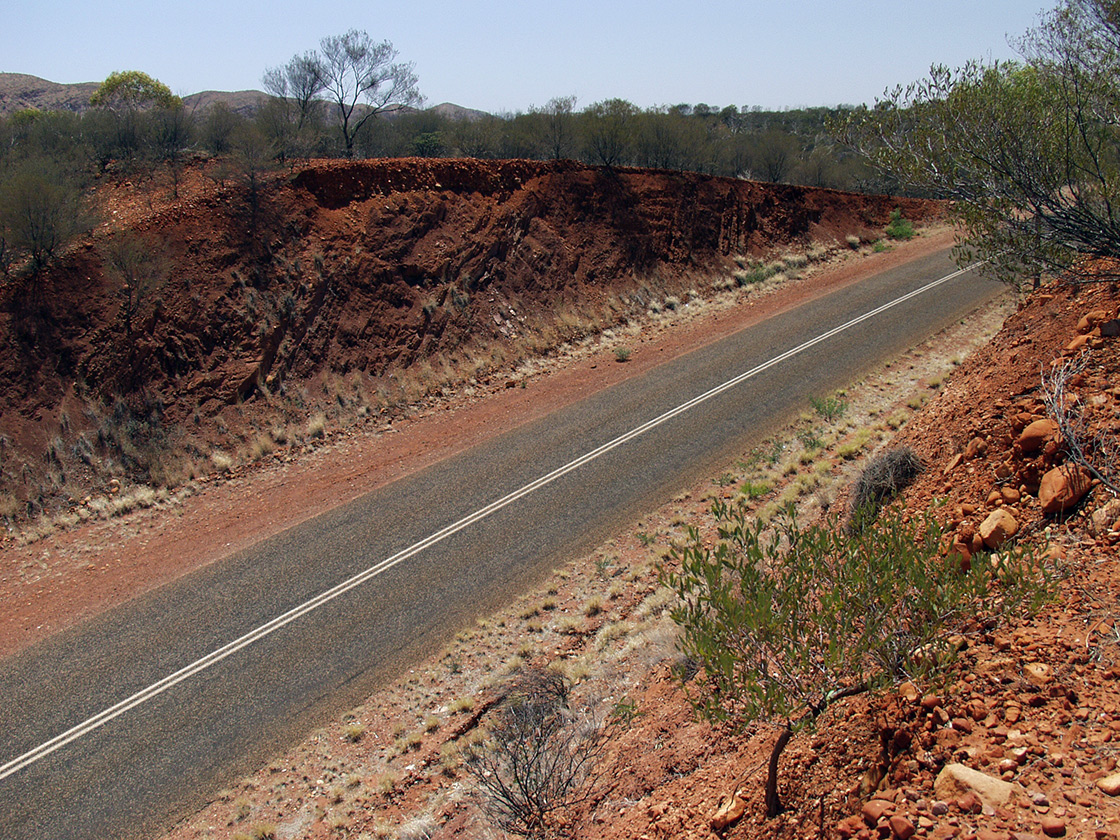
[261,51,327,159]
[103,232,167,341]
[90,70,181,111]
[317,30,422,157]
[89,71,182,165]
[582,98,638,167]
[532,95,578,160]
[842,0,1120,285]
[0,156,92,273]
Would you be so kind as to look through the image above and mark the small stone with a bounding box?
[862,799,894,826]
[836,815,866,839]
[1040,815,1066,837]
[899,681,920,703]
[1018,419,1058,453]
[1031,792,1050,807]
[931,801,950,816]
[957,792,983,814]
[1097,772,1120,795]
[935,764,1019,807]
[890,815,917,840]
[710,793,747,831]
[980,508,1019,549]
[1039,465,1093,515]
[1024,662,1052,687]
[965,437,989,459]
[1077,309,1109,333]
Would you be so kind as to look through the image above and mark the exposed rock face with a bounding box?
[1038,464,1093,514]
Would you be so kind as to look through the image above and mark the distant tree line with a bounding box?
[0,31,887,279]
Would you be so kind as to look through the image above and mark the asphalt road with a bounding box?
[0,249,1004,840]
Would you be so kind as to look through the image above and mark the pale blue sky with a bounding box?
[4,1,1051,112]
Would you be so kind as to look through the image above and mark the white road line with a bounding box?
[0,262,979,781]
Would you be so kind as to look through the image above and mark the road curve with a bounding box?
[0,249,1004,839]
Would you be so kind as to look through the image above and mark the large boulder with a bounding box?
[1039,464,1093,514]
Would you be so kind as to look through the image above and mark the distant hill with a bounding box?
[0,72,99,115]
[0,73,487,121]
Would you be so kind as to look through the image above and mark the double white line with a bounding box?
[0,262,977,781]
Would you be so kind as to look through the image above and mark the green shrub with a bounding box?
[662,501,1051,817]
[810,394,848,422]
[885,208,916,241]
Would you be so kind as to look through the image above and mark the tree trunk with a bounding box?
[765,724,793,818]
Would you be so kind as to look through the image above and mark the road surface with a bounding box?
[0,249,1003,839]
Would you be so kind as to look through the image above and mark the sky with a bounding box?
[4,1,1052,113]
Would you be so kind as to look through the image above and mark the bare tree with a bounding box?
[103,231,168,341]
[464,668,608,839]
[318,30,421,158]
[842,0,1120,285]
[262,52,327,160]
[533,95,577,160]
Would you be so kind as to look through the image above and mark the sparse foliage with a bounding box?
[318,30,422,158]
[663,502,1051,817]
[103,232,168,341]
[1041,350,1120,495]
[0,156,92,273]
[464,667,608,839]
[843,0,1120,285]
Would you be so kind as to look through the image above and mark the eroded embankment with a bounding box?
[0,157,940,515]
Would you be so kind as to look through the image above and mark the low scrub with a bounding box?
[662,501,1051,818]
[847,446,923,529]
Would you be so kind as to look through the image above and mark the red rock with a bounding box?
[1039,465,1093,515]
[1066,334,1091,353]
[862,799,894,826]
[709,792,746,830]
[935,764,1018,807]
[1040,815,1066,837]
[1077,309,1108,333]
[957,791,983,813]
[965,437,988,459]
[980,508,1019,549]
[890,815,916,840]
[1018,419,1058,453]
[1097,772,1120,795]
[837,815,866,838]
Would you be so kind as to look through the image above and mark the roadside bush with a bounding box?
[810,393,848,422]
[662,501,1051,818]
[846,446,923,530]
[884,208,915,241]
[464,666,608,839]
